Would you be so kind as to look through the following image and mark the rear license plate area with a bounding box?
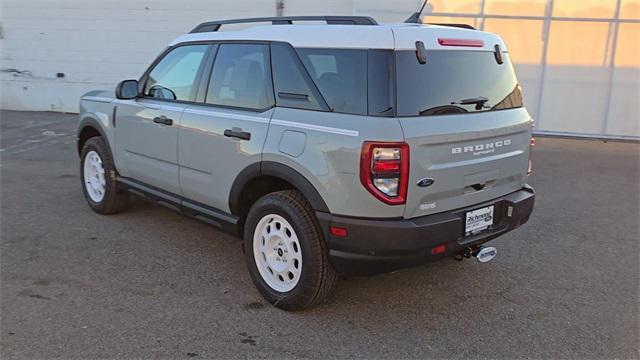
[465,205,494,236]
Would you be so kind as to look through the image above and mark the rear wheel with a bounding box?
[80,137,129,214]
[243,190,337,311]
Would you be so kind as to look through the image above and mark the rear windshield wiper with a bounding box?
[451,96,490,110]
[419,105,467,116]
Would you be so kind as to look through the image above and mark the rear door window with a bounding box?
[296,48,367,115]
[206,44,274,110]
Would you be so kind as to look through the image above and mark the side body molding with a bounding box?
[228,161,330,216]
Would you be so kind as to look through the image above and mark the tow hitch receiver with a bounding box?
[474,246,497,263]
[454,245,497,262]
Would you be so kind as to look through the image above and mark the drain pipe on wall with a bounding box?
[276,0,284,16]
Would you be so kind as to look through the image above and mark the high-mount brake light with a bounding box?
[360,142,409,205]
[437,38,484,47]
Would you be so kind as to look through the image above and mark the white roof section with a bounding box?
[392,24,507,52]
[170,24,395,49]
[170,23,507,51]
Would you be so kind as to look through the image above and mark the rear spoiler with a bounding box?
[426,23,476,30]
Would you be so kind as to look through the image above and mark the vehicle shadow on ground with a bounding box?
[119,194,496,314]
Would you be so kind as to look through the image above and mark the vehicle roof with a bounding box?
[169,23,508,52]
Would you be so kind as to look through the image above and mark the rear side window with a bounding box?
[368,50,395,116]
[297,48,367,115]
[395,50,522,116]
[206,44,274,110]
[144,45,208,101]
[271,43,325,111]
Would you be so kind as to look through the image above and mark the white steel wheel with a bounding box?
[253,214,303,293]
[83,150,106,203]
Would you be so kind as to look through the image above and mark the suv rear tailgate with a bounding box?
[400,108,532,219]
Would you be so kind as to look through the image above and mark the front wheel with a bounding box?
[243,190,337,311]
[80,137,129,214]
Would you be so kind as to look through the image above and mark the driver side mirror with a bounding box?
[115,79,139,100]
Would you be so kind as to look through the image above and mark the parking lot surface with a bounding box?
[1,110,638,359]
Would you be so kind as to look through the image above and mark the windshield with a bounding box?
[395,50,523,117]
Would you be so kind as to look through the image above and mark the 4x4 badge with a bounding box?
[417,178,435,187]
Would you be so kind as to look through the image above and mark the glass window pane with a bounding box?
[615,22,640,67]
[368,50,395,116]
[144,45,208,101]
[395,51,522,117]
[297,48,367,115]
[552,0,617,18]
[428,0,482,14]
[539,21,611,134]
[421,15,478,29]
[621,0,640,19]
[546,21,610,66]
[484,0,547,16]
[206,44,274,110]
[354,0,430,23]
[271,43,324,111]
[607,23,640,137]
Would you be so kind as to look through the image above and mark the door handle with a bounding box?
[153,116,173,126]
[224,129,251,141]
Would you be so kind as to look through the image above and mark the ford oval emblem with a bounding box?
[417,178,435,187]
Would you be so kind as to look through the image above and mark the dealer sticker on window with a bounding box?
[465,205,494,236]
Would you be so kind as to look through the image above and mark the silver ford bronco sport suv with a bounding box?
[77,15,535,310]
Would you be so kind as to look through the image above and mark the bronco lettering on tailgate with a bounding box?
[452,139,512,156]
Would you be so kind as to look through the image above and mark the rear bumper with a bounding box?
[317,185,535,276]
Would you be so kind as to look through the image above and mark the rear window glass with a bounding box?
[395,50,522,117]
[297,48,367,115]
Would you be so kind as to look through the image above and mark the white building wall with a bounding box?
[0,0,278,112]
[0,0,637,139]
[2,0,425,114]
[0,0,420,113]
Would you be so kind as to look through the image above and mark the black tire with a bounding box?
[243,190,337,311]
[80,137,129,214]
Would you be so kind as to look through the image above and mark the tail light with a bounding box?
[329,226,348,238]
[527,136,535,176]
[431,244,446,255]
[360,142,409,205]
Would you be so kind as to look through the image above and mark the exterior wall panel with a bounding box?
[0,0,637,139]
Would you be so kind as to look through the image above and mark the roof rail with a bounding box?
[190,16,378,33]
[426,23,476,30]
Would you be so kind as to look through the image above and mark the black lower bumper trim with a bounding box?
[317,185,535,275]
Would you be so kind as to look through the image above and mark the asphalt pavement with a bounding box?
[1,110,638,359]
